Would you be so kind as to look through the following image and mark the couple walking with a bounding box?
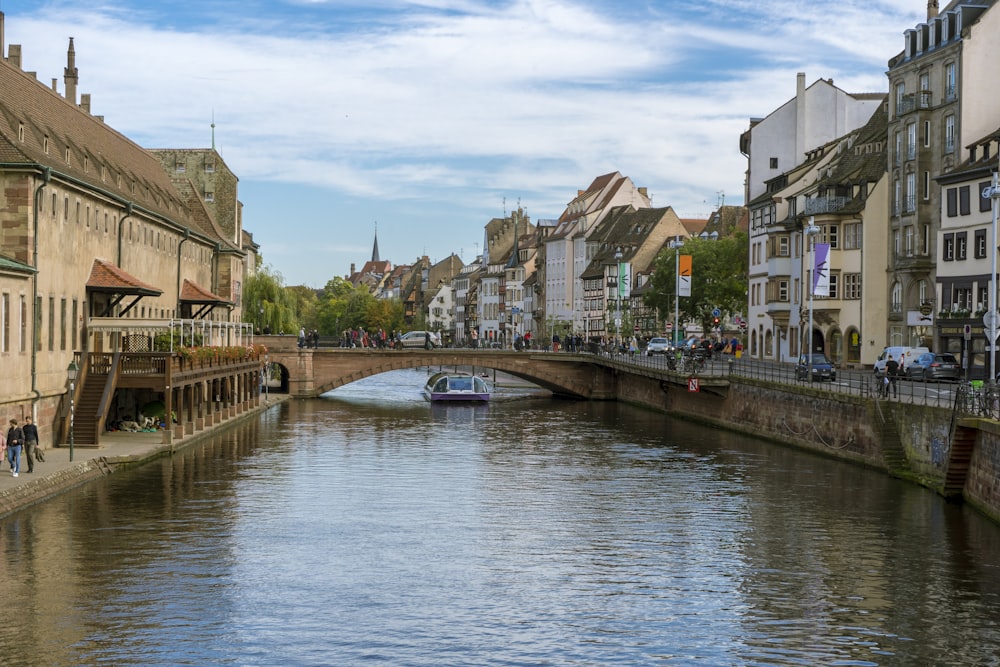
[4,416,42,477]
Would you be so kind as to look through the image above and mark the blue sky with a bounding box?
[1,0,924,286]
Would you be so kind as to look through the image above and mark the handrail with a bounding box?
[95,350,123,437]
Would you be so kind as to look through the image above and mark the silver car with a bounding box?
[645,337,670,356]
[396,330,442,349]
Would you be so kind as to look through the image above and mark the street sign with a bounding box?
[666,322,673,331]
[712,308,721,318]
[984,311,999,330]
[687,377,700,393]
[964,324,972,341]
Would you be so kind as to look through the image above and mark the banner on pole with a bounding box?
[812,243,830,297]
[678,255,692,297]
[618,262,632,299]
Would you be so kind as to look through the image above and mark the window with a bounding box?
[48,296,55,352]
[923,120,931,147]
[844,273,862,300]
[778,280,789,302]
[825,224,839,249]
[907,123,916,160]
[778,236,789,257]
[945,62,956,100]
[960,185,970,215]
[891,282,903,313]
[175,161,186,172]
[922,224,930,254]
[954,287,972,311]
[923,171,930,200]
[770,157,778,169]
[943,233,954,261]
[60,298,67,350]
[957,231,967,260]
[976,229,987,258]
[894,131,902,165]
[906,172,916,212]
[947,188,958,217]
[945,115,955,153]
[828,273,839,299]
[905,226,914,255]
[205,191,215,202]
[844,222,862,250]
[1,293,8,353]
[895,82,905,112]
[894,178,901,216]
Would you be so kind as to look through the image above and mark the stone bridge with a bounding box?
[258,335,623,399]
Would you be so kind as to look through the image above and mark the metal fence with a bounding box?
[574,347,1000,419]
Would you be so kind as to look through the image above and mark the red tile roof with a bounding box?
[86,259,162,295]
[180,278,229,304]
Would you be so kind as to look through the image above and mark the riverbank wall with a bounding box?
[615,373,1000,523]
[0,395,292,520]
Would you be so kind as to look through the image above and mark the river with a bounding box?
[2,368,999,666]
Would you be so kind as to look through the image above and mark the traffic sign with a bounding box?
[666,322,673,331]
[688,377,700,392]
[712,308,721,318]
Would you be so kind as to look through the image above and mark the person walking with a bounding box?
[6,418,24,478]
[22,415,40,472]
[886,354,900,399]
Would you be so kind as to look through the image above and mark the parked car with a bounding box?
[645,337,670,356]
[873,346,929,374]
[795,354,837,381]
[396,330,442,349]
[904,352,961,382]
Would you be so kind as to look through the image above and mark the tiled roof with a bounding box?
[0,50,203,232]
[86,258,162,295]
[180,279,228,304]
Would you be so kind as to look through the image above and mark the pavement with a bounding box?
[0,396,289,519]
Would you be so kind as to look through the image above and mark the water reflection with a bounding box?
[1,370,999,666]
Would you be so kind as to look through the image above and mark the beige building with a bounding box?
[0,16,251,445]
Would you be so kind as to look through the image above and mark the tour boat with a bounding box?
[422,372,491,402]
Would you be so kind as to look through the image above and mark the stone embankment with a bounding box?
[0,395,291,519]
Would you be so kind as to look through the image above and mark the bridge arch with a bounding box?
[256,337,616,399]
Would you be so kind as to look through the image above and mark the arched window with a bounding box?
[891,282,903,313]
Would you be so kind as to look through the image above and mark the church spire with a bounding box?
[371,222,381,263]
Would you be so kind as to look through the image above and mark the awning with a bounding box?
[86,259,163,317]
[180,279,231,318]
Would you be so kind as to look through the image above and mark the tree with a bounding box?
[645,232,748,335]
[243,265,299,334]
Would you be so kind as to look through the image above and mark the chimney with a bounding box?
[51,78,58,92]
[81,93,91,114]
[638,187,648,198]
[64,37,78,105]
[928,0,939,20]
[0,11,5,61]
[350,262,356,275]
[9,43,21,69]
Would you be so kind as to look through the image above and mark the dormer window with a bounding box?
[44,135,50,153]
[18,123,24,142]
[176,161,186,172]
[205,159,216,173]
[65,147,71,164]
[205,190,215,202]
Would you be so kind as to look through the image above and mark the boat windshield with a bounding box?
[450,377,474,392]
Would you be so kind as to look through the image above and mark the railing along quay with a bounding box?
[517,345,1000,420]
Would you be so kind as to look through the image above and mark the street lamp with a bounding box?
[669,237,684,351]
[614,247,623,349]
[66,359,79,461]
[805,217,821,382]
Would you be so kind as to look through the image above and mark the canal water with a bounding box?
[2,368,1000,666]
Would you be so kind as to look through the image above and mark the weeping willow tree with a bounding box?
[243,265,299,334]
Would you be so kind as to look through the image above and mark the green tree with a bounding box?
[645,232,749,335]
[243,265,299,334]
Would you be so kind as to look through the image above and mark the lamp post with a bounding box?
[988,165,1000,382]
[66,359,79,462]
[805,218,821,382]
[669,237,684,351]
[613,247,623,350]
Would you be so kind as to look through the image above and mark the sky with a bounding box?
[0,0,927,287]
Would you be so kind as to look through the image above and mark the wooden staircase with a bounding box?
[875,400,911,477]
[73,372,106,446]
[942,424,977,500]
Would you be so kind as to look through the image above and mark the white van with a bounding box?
[874,346,929,374]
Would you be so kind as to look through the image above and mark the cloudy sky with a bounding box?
[1,0,925,286]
